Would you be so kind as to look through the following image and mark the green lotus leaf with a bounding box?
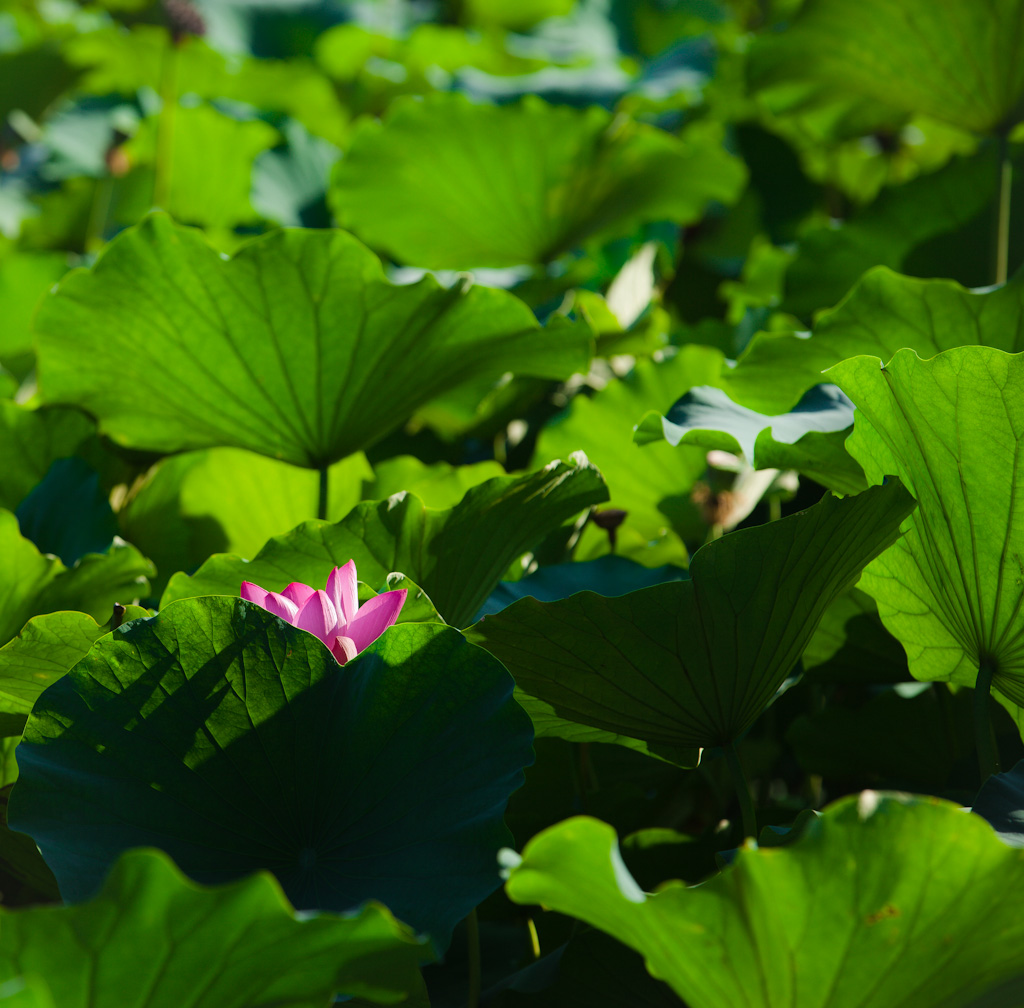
[467,481,914,754]
[123,105,279,229]
[728,267,1024,414]
[9,599,534,951]
[16,458,118,566]
[329,92,746,268]
[829,347,1024,702]
[476,555,688,620]
[801,588,910,684]
[0,404,96,513]
[775,148,999,321]
[367,455,507,509]
[534,346,726,563]
[0,607,150,729]
[35,214,588,466]
[0,977,53,1006]
[634,384,865,495]
[0,511,152,648]
[0,252,68,364]
[973,758,1024,847]
[504,794,1024,1007]
[748,0,1024,134]
[120,449,374,593]
[0,847,427,1007]
[163,458,608,628]
[67,25,348,144]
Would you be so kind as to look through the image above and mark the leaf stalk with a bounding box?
[317,465,329,522]
[994,131,1012,286]
[724,741,757,840]
[974,657,1001,784]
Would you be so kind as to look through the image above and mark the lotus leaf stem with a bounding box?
[318,464,329,521]
[724,741,757,840]
[974,657,1001,784]
[995,131,1012,286]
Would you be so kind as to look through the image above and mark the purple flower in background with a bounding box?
[241,561,407,664]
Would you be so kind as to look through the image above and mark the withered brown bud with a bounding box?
[691,482,736,528]
[164,0,206,44]
[591,508,628,550]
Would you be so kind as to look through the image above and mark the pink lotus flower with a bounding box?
[240,561,407,664]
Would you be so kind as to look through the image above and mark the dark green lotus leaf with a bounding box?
[0,404,96,512]
[0,511,152,648]
[163,458,608,628]
[535,346,725,564]
[802,588,910,684]
[16,458,117,566]
[973,758,1024,847]
[9,599,534,950]
[0,847,427,1007]
[475,556,688,621]
[35,214,589,466]
[468,481,914,753]
[329,92,746,269]
[775,148,999,321]
[504,794,1024,1007]
[0,43,79,137]
[0,606,148,904]
[830,347,1024,702]
[748,0,1024,134]
[728,267,1024,414]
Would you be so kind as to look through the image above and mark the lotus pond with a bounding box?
[2,0,1024,1005]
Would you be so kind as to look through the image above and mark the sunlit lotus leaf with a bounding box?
[0,847,427,1007]
[504,794,1024,1007]
[749,0,1024,134]
[728,267,1024,414]
[830,347,1024,702]
[35,214,588,467]
[330,92,746,268]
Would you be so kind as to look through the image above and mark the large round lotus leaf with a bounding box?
[503,794,1024,1008]
[468,481,914,755]
[0,847,427,1008]
[829,347,1024,702]
[34,214,589,466]
[728,267,1024,415]
[748,0,1024,135]
[329,92,746,269]
[8,598,534,950]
